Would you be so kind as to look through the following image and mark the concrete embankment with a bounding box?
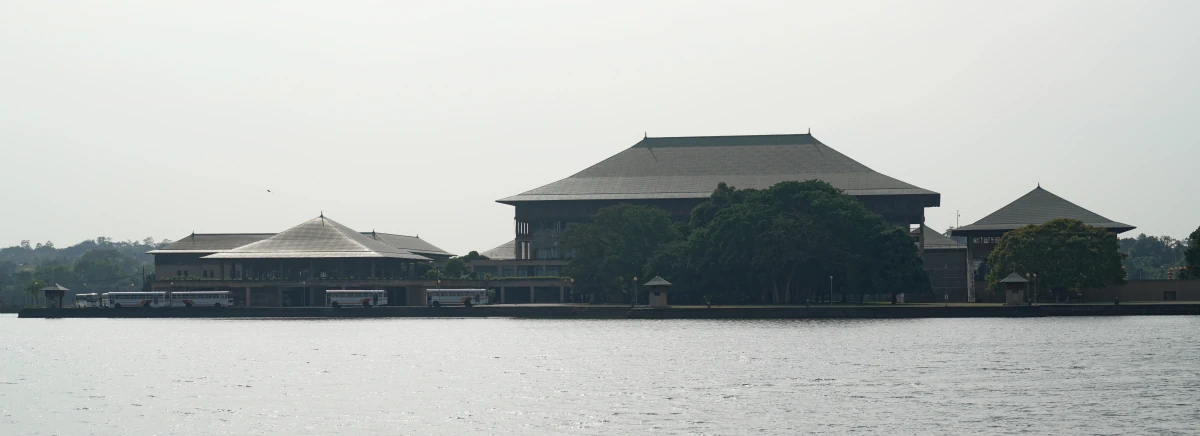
[17,304,1200,319]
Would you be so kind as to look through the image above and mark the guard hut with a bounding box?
[41,283,69,308]
[999,273,1028,306]
[643,276,673,308]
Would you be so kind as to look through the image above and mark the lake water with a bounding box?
[1,314,1198,435]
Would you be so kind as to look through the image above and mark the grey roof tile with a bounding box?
[999,272,1029,283]
[498,134,938,205]
[952,186,1134,235]
[149,234,274,254]
[917,226,965,250]
[479,239,516,260]
[364,232,453,257]
[203,216,431,260]
[643,276,673,287]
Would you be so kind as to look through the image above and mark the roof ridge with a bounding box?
[642,133,814,140]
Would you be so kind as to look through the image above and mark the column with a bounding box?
[560,286,565,303]
[530,287,536,304]
[500,287,506,304]
[919,218,926,257]
[245,287,252,307]
[276,287,283,307]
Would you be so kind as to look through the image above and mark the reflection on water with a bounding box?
[1,314,1198,435]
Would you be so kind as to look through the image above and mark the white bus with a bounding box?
[100,293,110,308]
[326,290,386,308]
[426,288,488,307]
[74,293,101,308]
[108,292,168,308]
[169,291,233,308]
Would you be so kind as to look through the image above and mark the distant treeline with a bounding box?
[0,237,168,306]
[1119,234,1191,280]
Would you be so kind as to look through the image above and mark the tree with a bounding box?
[1120,233,1187,279]
[442,258,468,278]
[986,219,1125,299]
[424,269,443,280]
[1183,226,1200,279]
[459,251,489,262]
[684,181,930,304]
[561,205,680,303]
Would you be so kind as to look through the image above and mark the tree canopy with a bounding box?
[1119,233,1188,280]
[1184,226,1200,279]
[563,181,931,304]
[986,219,1125,299]
[0,237,165,307]
[560,204,680,302]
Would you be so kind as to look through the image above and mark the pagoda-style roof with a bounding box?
[915,226,965,250]
[643,276,673,287]
[999,272,1029,283]
[148,233,274,254]
[951,186,1134,236]
[364,232,452,258]
[498,134,939,206]
[203,216,431,260]
[39,283,69,292]
[479,239,516,260]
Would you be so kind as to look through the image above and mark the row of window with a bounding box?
[473,265,562,279]
[327,292,385,298]
[174,270,221,278]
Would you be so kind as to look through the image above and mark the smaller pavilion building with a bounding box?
[952,186,1135,302]
[149,215,453,306]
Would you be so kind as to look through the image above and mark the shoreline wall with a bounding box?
[18,304,1200,319]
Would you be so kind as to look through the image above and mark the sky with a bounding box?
[2,0,1198,254]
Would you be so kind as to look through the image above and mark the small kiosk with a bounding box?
[999,273,1028,306]
[41,283,69,309]
[642,276,673,308]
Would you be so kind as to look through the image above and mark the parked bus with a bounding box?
[100,293,110,308]
[426,288,488,307]
[168,291,233,308]
[107,292,168,308]
[74,293,101,308]
[326,290,386,308]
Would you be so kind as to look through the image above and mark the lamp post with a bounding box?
[1032,274,1037,305]
[829,276,833,305]
[1025,273,1031,305]
[632,276,638,307]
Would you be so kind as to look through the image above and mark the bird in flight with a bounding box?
[267,189,272,193]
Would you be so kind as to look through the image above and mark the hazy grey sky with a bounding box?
[3,1,1197,254]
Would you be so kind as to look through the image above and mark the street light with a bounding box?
[632,276,638,307]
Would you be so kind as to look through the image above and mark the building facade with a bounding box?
[149,215,454,306]
[951,186,1135,302]
[496,133,941,261]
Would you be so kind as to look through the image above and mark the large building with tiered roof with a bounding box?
[492,133,941,277]
[149,214,453,306]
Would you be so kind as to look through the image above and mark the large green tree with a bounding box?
[561,204,680,303]
[986,219,1125,299]
[1183,226,1200,279]
[685,181,930,304]
[442,258,468,279]
[1119,234,1187,279]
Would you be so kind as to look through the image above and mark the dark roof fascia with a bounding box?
[499,191,941,207]
[951,224,1135,237]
